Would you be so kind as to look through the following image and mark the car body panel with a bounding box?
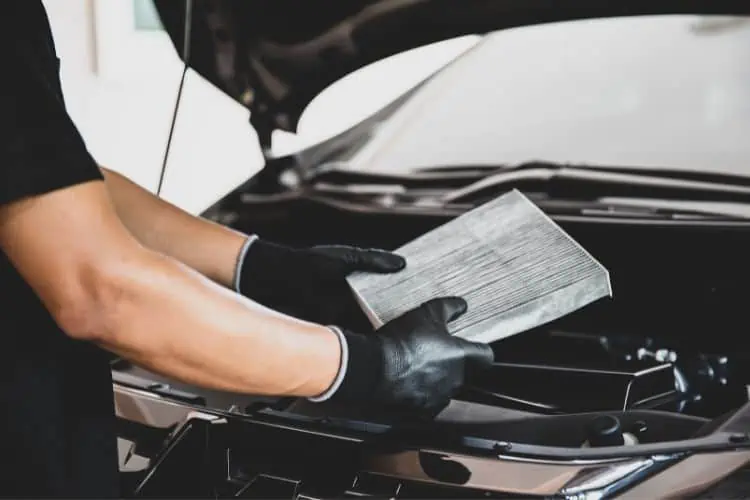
[152,0,749,149]
[337,16,750,176]
[113,378,750,498]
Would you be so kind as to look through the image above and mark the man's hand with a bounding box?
[321,297,495,417]
[237,239,406,330]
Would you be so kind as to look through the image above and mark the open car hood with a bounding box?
[153,0,748,149]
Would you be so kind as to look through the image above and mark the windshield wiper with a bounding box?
[307,161,750,219]
[528,197,750,221]
[440,162,750,205]
[308,162,498,189]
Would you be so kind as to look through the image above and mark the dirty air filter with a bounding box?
[347,189,612,344]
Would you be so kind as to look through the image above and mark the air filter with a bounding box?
[347,189,612,344]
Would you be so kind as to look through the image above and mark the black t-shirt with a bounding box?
[0,2,120,497]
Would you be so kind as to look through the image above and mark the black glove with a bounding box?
[320,297,495,417]
[236,238,406,330]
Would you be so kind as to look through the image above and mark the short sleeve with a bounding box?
[0,17,103,207]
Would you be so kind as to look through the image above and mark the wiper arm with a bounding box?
[442,162,750,205]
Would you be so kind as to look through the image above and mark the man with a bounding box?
[0,2,494,497]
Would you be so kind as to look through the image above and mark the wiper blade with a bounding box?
[418,161,750,187]
[532,198,750,221]
[441,162,750,205]
[308,162,496,189]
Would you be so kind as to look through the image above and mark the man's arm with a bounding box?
[0,10,492,415]
[0,180,340,397]
[99,167,245,288]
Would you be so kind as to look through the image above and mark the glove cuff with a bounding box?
[307,326,349,402]
[332,331,383,403]
[233,234,259,294]
[309,329,383,404]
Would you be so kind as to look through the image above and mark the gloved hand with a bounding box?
[315,297,495,417]
[235,237,406,330]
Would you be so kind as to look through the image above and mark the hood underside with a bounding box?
[153,0,749,148]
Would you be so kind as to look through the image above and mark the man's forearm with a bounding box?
[94,244,341,397]
[0,180,341,398]
[100,167,246,288]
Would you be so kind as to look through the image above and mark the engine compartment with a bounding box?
[113,207,750,462]
[520,218,750,418]
[262,217,750,454]
[457,218,750,423]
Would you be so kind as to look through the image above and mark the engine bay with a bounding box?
[113,214,750,460]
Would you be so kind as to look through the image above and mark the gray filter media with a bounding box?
[347,189,612,344]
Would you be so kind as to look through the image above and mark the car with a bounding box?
[113,1,750,497]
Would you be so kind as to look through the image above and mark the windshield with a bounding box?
[339,15,750,176]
